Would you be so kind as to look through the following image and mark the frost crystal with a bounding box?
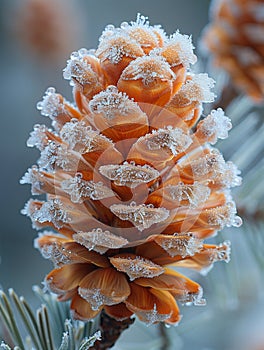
[61,174,114,203]
[206,202,242,229]
[31,198,71,228]
[179,286,206,306]
[163,182,211,208]
[155,233,203,258]
[38,142,79,172]
[146,127,192,156]
[97,30,143,64]
[220,161,242,188]
[120,55,175,85]
[37,87,66,119]
[89,86,140,119]
[110,203,170,231]
[78,287,121,311]
[34,237,72,267]
[138,304,172,325]
[27,124,50,150]
[73,229,129,254]
[121,14,160,50]
[20,166,44,195]
[198,108,232,144]
[213,240,231,263]
[38,142,59,171]
[164,31,197,67]
[181,74,216,102]
[190,149,226,177]
[60,120,109,153]
[110,256,164,281]
[63,48,97,84]
[99,162,159,187]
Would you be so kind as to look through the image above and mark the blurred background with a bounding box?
[0,1,263,349]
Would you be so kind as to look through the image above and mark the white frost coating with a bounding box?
[61,174,114,203]
[27,124,50,150]
[135,304,172,325]
[207,201,242,229]
[180,74,215,103]
[21,199,36,217]
[214,240,231,263]
[37,87,65,119]
[120,55,175,85]
[99,162,159,187]
[38,142,59,171]
[157,233,203,258]
[199,108,232,144]
[31,198,71,228]
[146,127,192,156]
[89,86,141,119]
[63,48,97,84]
[199,240,232,276]
[110,256,164,281]
[110,202,170,231]
[163,182,211,208]
[38,142,79,172]
[190,149,226,177]
[78,287,121,311]
[20,166,44,195]
[122,13,160,48]
[165,30,197,67]
[60,120,108,153]
[189,150,242,188]
[73,229,129,254]
[179,286,206,306]
[223,161,242,187]
[37,241,72,267]
[97,29,142,64]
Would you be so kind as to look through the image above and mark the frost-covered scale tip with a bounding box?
[163,182,211,208]
[61,174,114,203]
[110,203,170,231]
[89,86,138,118]
[37,87,66,118]
[99,162,160,187]
[146,127,192,155]
[20,166,45,195]
[110,255,164,281]
[155,233,203,258]
[198,108,232,144]
[63,48,94,82]
[181,73,216,102]
[120,55,175,85]
[73,229,129,254]
[158,30,197,67]
[206,202,242,229]
[30,198,71,229]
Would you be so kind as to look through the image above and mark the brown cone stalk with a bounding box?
[201,0,264,102]
[21,14,242,347]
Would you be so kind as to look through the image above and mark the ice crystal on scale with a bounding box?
[21,14,242,327]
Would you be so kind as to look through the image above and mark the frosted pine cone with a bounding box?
[201,0,264,102]
[21,15,242,326]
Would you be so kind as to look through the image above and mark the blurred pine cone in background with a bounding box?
[201,0,264,102]
[21,14,242,337]
[14,0,82,64]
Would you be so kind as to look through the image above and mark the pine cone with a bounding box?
[201,0,264,101]
[21,14,242,330]
[15,0,81,63]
